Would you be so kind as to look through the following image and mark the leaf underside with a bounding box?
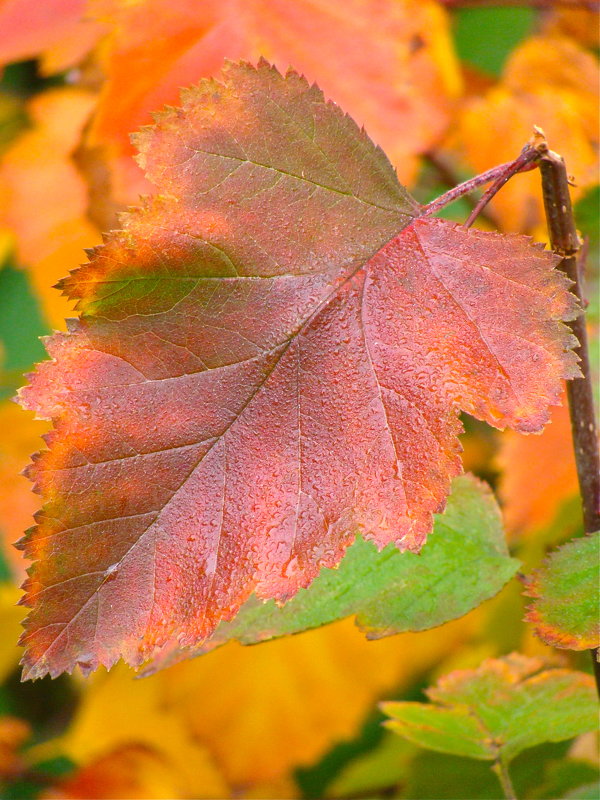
[523,532,600,651]
[382,654,599,763]
[18,60,579,679]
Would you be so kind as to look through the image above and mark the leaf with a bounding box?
[54,616,476,790]
[564,782,600,800]
[87,0,461,203]
[0,88,101,328]
[45,744,226,800]
[0,584,26,683]
[381,654,598,764]
[0,715,30,780]
[147,474,519,670]
[326,734,413,798]
[499,395,580,537]
[451,34,599,233]
[400,743,599,800]
[523,533,600,651]
[0,0,103,74]
[18,61,579,679]
[542,5,600,48]
[0,401,49,580]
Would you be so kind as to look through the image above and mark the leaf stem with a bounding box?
[463,145,539,228]
[492,758,517,800]
[421,160,514,216]
[423,152,497,225]
[422,149,538,220]
[535,132,600,691]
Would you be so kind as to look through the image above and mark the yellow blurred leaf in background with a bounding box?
[450,35,598,233]
[0,401,48,580]
[55,617,476,795]
[0,88,101,328]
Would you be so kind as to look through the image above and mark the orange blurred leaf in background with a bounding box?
[0,0,104,75]
[87,0,462,203]
[450,34,599,233]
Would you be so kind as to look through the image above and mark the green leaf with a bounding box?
[326,734,413,798]
[564,782,600,799]
[453,6,535,77]
[523,532,600,651]
[382,654,598,764]
[401,743,597,800]
[179,474,518,657]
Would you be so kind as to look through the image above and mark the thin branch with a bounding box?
[422,159,521,217]
[534,131,600,689]
[422,152,497,225]
[464,145,539,227]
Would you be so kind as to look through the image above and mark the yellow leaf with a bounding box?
[0,585,25,683]
[450,35,598,233]
[0,401,49,580]
[0,88,101,329]
[56,617,475,792]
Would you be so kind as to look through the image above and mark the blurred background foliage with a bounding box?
[0,1,597,798]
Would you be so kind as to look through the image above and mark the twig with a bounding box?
[534,131,600,690]
[492,758,517,800]
[421,155,535,218]
[464,145,539,227]
[423,152,497,226]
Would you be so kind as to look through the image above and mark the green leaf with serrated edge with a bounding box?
[381,654,599,765]
[523,532,600,651]
[141,474,518,672]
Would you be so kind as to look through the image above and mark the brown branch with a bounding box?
[423,152,497,226]
[534,131,600,691]
[421,157,529,217]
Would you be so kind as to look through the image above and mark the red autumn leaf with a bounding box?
[18,61,579,679]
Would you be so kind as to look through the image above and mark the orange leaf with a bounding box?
[0,88,101,328]
[17,62,579,679]
[87,0,461,203]
[44,744,224,800]
[0,0,104,74]
[499,394,580,537]
[0,715,30,780]
[451,35,599,233]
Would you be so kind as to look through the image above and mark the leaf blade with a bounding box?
[18,62,579,679]
[382,654,599,763]
[523,532,600,651]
